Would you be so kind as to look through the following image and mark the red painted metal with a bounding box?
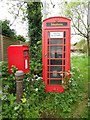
[8,45,30,74]
[42,16,71,92]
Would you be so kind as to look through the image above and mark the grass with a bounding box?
[71,55,88,85]
[71,55,88,118]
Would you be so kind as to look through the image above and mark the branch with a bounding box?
[72,20,87,39]
[10,2,26,26]
[75,9,87,30]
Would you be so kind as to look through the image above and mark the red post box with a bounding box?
[8,45,30,74]
[42,16,71,92]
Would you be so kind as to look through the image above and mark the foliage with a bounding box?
[16,35,26,42]
[2,62,16,94]
[27,2,42,46]
[64,0,88,39]
[64,0,90,56]
[1,62,9,77]
[76,39,87,53]
[1,55,88,119]
[0,20,26,42]
[0,20,16,39]
[30,40,42,76]
[1,1,42,46]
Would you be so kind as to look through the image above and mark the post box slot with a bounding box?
[24,50,29,56]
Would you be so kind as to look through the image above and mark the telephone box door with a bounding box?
[44,29,70,92]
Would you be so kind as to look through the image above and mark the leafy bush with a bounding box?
[76,39,87,53]
[1,56,88,119]
[17,35,26,42]
[0,20,26,42]
[0,20,16,39]
[30,40,42,76]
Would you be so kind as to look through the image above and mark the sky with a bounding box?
[0,0,86,43]
[0,0,28,39]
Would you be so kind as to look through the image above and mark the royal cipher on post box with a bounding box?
[8,45,30,74]
[42,16,71,92]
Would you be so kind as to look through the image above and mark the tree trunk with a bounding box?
[87,37,90,56]
[87,0,90,56]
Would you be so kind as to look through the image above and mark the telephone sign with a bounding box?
[50,32,63,38]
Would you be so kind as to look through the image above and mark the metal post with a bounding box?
[15,70,24,103]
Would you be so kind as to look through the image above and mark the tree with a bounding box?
[27,2,42,46]
[3,1,42,56]
[3,1,42,45]
[0,20,26,42]
[17,35,26,42]
[64,0,89,55]
[64,0,87,37]
[0,20,16,39]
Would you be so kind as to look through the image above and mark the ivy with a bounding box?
[27,2,42,46]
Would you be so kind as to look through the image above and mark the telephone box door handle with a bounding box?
[44,54,47,58]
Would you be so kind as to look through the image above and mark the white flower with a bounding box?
[34,75,38,78]
[60,74,63,76]
[70,72,73,75]
[72,67,75,69]
[35,88,38,91]
[32,79,34,81]
[62,80,64,84]
[26,78,29,81]
[78,77,80,79]
[36,77,42,81]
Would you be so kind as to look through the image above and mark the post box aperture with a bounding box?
[42,16,71,92]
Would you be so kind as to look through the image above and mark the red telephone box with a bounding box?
[8,45,30,74]
[42,16,71,92]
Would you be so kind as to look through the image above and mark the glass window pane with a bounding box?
[50,80,62,85]
[50,46,62,52]
[49,39,62,44]
[50,53,62,58]
[50,66,62,72]
[50,60,62,65]
[49,73,62,78]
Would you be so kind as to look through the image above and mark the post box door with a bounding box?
[44,30,70,85]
